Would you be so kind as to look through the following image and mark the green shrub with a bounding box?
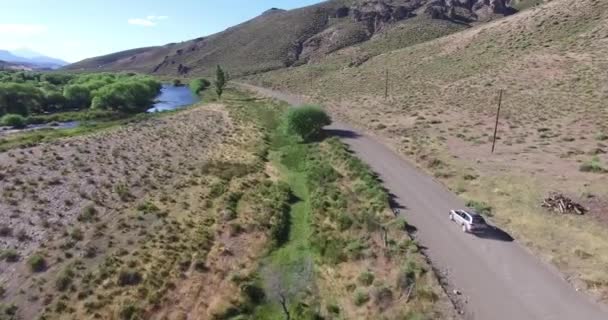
[0,249,19,262]
[1,114,26,128]
[55,267,75,291]
[337,213,354,231]
[78,205,97,222]
[353,289,370,306]
[596,133,608,141]
[119,302,141,320]
[71,228,84,241]
[466,200,493,216]
[27,254,47,272]
[241,283,265,305]
[580,157,606,173]
[189,78,211,94]
[397,260,422,291]
[285,106,332,142]
[358,271,375,286]
[136,201,160,214]
[327,303,340,315]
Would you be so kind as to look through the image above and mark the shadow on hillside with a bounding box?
[473,226,514,242]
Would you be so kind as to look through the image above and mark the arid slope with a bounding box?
[65,0,515,77]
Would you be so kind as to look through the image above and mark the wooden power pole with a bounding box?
[491,89,504,154]
[384,68,389,100]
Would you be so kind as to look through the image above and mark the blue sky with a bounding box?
[0,0,322,62]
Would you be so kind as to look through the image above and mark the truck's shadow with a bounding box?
[473,226,514,242]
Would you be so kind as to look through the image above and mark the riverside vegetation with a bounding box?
[0,71,162,126]
[0,87,455,319]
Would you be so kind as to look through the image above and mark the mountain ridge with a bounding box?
[0,49,68,69]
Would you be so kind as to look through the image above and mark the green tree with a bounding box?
[63,84,92,109]
[91,78,161,113]
[41,73,73,85]
[42,90,66,112]
[215,65,226,99]
[0,83,44,116]
[1,114,27,128]
[285,106,332,142]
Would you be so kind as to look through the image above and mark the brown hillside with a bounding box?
[65,0,515,77]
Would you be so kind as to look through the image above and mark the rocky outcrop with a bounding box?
[351,1,415,33]
[294,0,516,64]
[425,0,515,21]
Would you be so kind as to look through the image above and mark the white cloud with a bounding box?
[0,24,47,36]
[128,15,169,27]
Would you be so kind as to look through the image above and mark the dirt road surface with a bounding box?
[238,83,608,320]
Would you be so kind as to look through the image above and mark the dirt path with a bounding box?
[237,83,608,320]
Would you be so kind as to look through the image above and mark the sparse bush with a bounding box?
[117,269,142,286]
[579,156,606,173]
[1,114,26,128]
[397,260,422,291]
[0,225,12,237]
[0,304,18,317]
[15,229,28,242]
[327,303,340,315]
[55,267,75,291]
[119,302,141,320]
[372,286,394,308]
[596,133,608,141]
[114,183,132,202]
[353,289,370,306]
[78,205,97,222]
[241,283,265,305]
[27,254,47,272]
[285,106,332,142]
[337,213,353,231]
[358,271,375,286]
[137,201,160,214]
[0,249,19,262]
[71,228,84,241]
[466,200,493,217]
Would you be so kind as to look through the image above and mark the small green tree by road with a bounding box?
[215,65,226,99]
[285,106,332,142]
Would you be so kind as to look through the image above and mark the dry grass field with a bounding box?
[0,88,455,319]
[246,0,608,302]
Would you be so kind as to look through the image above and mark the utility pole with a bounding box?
[491,89,503,154]
[384,68,389,100]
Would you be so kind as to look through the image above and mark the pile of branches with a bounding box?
[542,193,587,215]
